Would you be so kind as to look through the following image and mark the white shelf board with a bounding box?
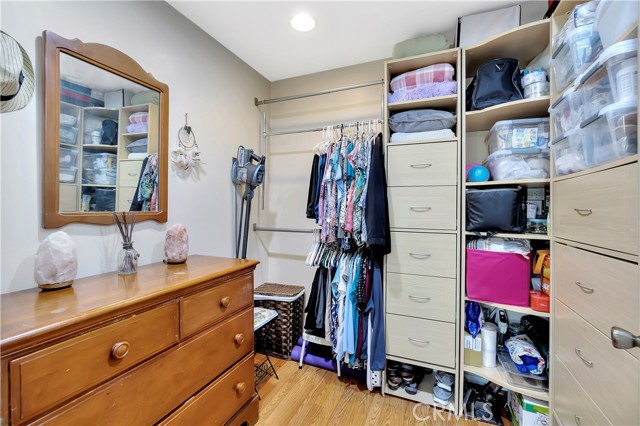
[465,297,550,318]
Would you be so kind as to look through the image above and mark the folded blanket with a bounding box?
[128,152,149,160]
[126,122,149,133]
[505,334,546,375]
[390,63,455,92]
[390,129,455,143]
[388,81,458,103]
[129,111,149,124]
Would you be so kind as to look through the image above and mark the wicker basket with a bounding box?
[254,283,305,360]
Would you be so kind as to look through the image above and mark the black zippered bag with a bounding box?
[466,58,524,111]
[466,187,526,233]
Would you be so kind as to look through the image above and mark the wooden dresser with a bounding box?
[0,255,260,426]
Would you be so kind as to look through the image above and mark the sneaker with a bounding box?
[433,385,453,405]
[435,371,454,392]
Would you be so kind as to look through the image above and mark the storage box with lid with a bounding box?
[550,87,584,137]
[595,0,639,50]
[551,23,602,92]
[485,117,550,154]
[600,38,638,104]
[551,128,587,176]
[59,166,77,183]
[60,146,78,168]
[254,283,305,359]
[60,125,78,145]
[484,149,550,181]
[577,59,613,122]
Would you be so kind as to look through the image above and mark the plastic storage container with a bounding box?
[601,38,638,103]
[551,128,587,176]
[60,113,77,127]
[59,166,77,183]
[602,99,638,159]
[577,61,613,122]
[552,1,599,53]
[60,125,78,145]
[83,129,103,145]
[552,24,602,92]
[91,153,117,170]
[484,150,550,181]
[550,87,583,136]
[59,147,78,168]
[485,118,550,154]
[595,0,639,49]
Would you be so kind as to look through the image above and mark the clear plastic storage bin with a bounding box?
[60,125,78,145]
[90,153,117,170]
[59,166,77,183]
[601,38,638,103]
[595,0,638,50]
[577,61,613,121]
[580,109,615,168]
[552,1,598,53]
[602,99,637,159]
[550,88,583,136]
[60,147,78,168]
[551,128,587,176]
[485,118,550,154]
[484,149,550,181]
[552,24,602,92]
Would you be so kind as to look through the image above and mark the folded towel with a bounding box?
[126,122,149,133]
[388,81,458,104]
[390,129,455,143]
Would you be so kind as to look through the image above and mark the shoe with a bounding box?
[387,361,400,375]
[433,385,453,405]
[435,371,454,392]
[387,374,403,391]
[405,381,418,395]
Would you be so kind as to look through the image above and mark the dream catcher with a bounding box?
[171,113,202,170]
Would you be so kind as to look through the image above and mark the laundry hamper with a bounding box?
[254,283,305,359]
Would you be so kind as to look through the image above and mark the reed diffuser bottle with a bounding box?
[113,212,139,275]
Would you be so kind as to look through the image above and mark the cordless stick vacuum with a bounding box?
[231,146,266,259]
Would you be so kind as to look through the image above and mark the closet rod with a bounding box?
[267,119,383,137]
[255,79,384,106]
[253,224,314,234]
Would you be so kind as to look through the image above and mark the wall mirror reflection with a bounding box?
[44,31,168,228]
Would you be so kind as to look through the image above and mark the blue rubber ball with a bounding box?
[468,165,490,182]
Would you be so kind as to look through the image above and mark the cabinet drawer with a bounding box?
[387,232,457,278]
[386,273,456,323]
[389,186,457,230]
[554,242,638,343]
[118,160,144,187]
[386,314,455,368]
[554,164,638,255]
[59,184,77,212]
[387,142,457,187]
[181,273,253,338]
[159,354,254,425]
[117,186,136,212]
[10,302,179,423]
[32,308,253,426]
[555,301,638,426]
[553,355,611,426]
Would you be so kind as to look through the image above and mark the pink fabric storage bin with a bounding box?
[466,248,530,307]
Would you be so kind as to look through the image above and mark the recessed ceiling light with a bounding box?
[290,13,315,32]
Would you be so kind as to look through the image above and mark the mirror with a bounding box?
[43,31,168,228]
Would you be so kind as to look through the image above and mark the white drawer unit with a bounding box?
[388,186,457,230]
[386,313,456,368]
[386,273,456,323]
[554,163,639,256]
[555,301,638,426]
[387,142,458,187]
[387,232,457,278]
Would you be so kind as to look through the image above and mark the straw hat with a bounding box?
[1,31,35,113]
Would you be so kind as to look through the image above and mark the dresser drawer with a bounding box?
[118,160,144,187]
[389,186,457,230]
[555,301,638,426]
[554,242,638,343]
[386,273,456,323]
[181,273,253,338]
[159,354,254,425]
[387,232,457,278]
[117,186,136,212]
[553,355,611,426]
[386,314,455,368]
[387,142,457,187]
[10,302,179,423]
[554,164,638,255]
[32,308,253,426]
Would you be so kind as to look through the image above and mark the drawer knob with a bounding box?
[234,333,245,345]
[221,296,231,308]
[111,341,131,360]
[574,348,594,367]
[128,172,137,177]
[409,252,431,259]
[236,382,247,395]
[408,337,430,345]
[409,206,431,212]
[574,281,594,294]
[408,295,431,303]
[573,208,593,216]
[611,326,640,350]
[410,163,432,169]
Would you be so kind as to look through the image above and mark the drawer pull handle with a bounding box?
[574,415,582,426]
[410,163,432,169]
[410,206,431,212]
[234,333,245,345]
[236,382,247,395]
[111,341,131,360]
[408,337,430,345]
[408,295,431,303]
[409,252,431,259]
[573,208,593,216]
[575,281,594,294]
[221,296,231,308]
[575,348,594,367]
[128,172,137,176]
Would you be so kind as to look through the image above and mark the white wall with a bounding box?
[0,1,270,293]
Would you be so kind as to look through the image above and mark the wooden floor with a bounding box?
[255,356,491,426]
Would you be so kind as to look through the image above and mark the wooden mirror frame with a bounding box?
[43,31,168,228]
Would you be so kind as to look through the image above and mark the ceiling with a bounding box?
[168,1,548,82]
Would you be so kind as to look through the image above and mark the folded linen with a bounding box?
[389,129,455,143]
[388,81,458,103]
[128,152,149,160]
[390,63,455,92]
[126,122,148,133]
